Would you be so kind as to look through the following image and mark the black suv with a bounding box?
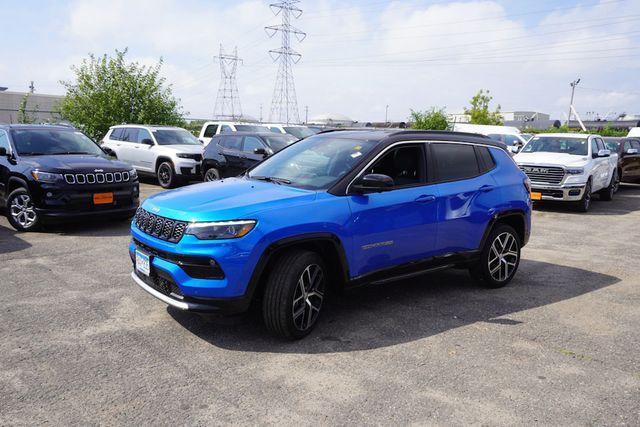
[201,132,297,181]
[0,124,139,231]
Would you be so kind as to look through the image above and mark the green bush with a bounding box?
[410,108,449,130]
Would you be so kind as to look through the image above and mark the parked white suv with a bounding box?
[102,125,203,188]
[198,122,269,145]
[264,123,319,139]
[453,123,529,150]
[514,133,618,212]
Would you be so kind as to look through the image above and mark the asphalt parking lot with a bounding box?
[1,181,639,425]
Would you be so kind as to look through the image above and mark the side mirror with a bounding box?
[508,145,520,154]
[141,138,154,146]
[351,174,395,193]
[102,147,116,158]
[254,147,267,157]
[626,148,638,155]
[0,147,7,156]
[597,149,611,158]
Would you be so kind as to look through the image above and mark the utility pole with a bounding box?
[259,104,263,123]
[213,44,243,120]
[29,81,35,93]
[305,105,308,124]
[568,78,580,125]
[385,104,389,124]
[266,0,306,124]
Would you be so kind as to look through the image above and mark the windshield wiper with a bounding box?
[52,151,93,155]
[251,175,292,185]
[19,152,46,156]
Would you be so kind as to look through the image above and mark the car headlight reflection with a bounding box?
[185,220,256,240]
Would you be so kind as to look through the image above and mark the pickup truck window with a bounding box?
[523,136,588,156]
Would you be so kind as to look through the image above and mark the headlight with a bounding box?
[129,168,138,179]
[566,168,584,175]
[185,220,256,240]
[177,153,195,159]
[31,170,63,183]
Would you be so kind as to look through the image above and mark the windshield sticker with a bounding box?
[351,152,362,158]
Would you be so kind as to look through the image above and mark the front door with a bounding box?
[241,136,267,170]
[0,130,11,201]
[346,143,438,277]
[218,135,245,177]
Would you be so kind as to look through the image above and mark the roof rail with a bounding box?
[388,129,491,139]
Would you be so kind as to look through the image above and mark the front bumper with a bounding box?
[531,183,586,202]
[174,159,202,177]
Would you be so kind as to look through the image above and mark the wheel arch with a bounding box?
[245,233,350,303]
[480,210,527,249]
[155,156,174,173]
[7,175,29,194]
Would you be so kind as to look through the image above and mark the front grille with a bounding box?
[65,171,130,185]
[519,165,565,184]
[134,208,188,243]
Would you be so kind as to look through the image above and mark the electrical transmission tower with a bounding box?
[265,0,306,124]
[213,45,243,120]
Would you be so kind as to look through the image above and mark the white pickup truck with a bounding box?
[514,133,618,212]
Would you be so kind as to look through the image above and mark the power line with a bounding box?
[266,0,306,124]
[213,44,243,120]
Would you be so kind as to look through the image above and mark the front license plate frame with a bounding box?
[135,250,151,276]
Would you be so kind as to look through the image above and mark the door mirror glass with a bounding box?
[352,174,395,193]
[597,149,611,157]
[254,147,267,157]
[626,148,638,155]
[508,145,520,153]
[141,138,154,146]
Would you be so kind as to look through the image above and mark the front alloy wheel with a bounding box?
[157,162,176,188]
[263,250,327,339]
[204,168,220,182]
[7,188,40,231]
[576,180,592,212]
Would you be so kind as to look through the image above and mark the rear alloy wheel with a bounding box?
[469,224,521,288]
[204,167,220,182]
[157,161,177,189]
[263,250,326,339]
[600,172,617,201]
[7,188,41,232]
[575,180,592,212]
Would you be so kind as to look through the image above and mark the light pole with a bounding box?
[385,104,389,124]
[568,78,580,125]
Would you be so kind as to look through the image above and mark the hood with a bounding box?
[514,151,589,167]
[19,154,131,172]
[159,144,203,154]
[142,177,317,222]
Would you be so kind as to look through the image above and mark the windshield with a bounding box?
[235,124,269,132]
[249,135,378,190]
[264,135,297,152]
[10,129,104,156]
[152,129,201,145]
[283,126,318,139]
[521,136,588,156]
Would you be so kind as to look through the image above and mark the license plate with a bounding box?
[93,192,114,205]
[530,191,542,200]
[135,251,151,276]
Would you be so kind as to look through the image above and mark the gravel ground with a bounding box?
[1,181,639,425]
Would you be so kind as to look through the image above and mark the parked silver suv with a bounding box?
[101,125,203,188]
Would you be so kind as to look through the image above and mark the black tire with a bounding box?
[6,188,41,232]
[262,250,327,339]
[599,171,616,201]
[156,161,177,189]
[469,224,521,288]
[574,180,592,212]
[204,167,220,182]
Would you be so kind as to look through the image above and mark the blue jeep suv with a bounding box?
[130,130,531,339]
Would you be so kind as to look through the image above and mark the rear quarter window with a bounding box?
[476,146,496,172]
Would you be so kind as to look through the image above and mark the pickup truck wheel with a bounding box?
[204,167,220,182]
[6,188,41,232]
[469,224,520,288]
[262,250,326,339]
[574,180,592,212]
[157,161,177,189]
[599,172,616,201]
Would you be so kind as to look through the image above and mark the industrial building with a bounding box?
[0,87,64,123]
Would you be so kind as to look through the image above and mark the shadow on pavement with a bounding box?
[43,216,134,237]
[0,225,32,254]
[168,259,619,354]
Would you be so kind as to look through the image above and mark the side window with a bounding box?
[0,131,10,151]
[220,125,233,134]
[110,128,124,141]
[623,141,632,152]
[432,143,480,182]
[362,144,425,187]
[243,136,265,153]
[590,139,599,157]
[204,124,219,138]
[220,135,242,150]
[122,128,139,143]
[596,138,605,151]
[137,128,153,144]
[630,140,640,150]
[476,146,496,172]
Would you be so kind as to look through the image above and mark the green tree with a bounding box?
[17,94,39,124]
[410,107,449,130]
[464,89,503,125]
[60,49,185,140]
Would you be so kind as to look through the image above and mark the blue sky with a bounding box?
[2,0,639,122]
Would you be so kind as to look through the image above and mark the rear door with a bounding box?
[429,142,498,253]
[241,136,268,170]
[592,138,609,190]
[346,143,439,277]
[112,127,138,167]
[218,135,244,177]
[626,140,640,180]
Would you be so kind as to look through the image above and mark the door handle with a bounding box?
[414,194,436,203]
[479,185,495,193]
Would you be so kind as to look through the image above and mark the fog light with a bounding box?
[46,192,53,197]
[568,189,580,196]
